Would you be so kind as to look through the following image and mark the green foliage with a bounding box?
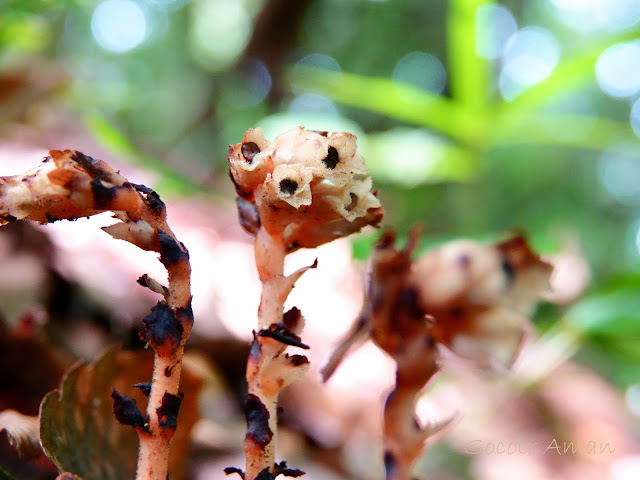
[0,465,17,480]
[39,349,141,480]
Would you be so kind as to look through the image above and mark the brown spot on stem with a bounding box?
[244,394,273,448]
[397,287,424,320]
[132,183,165,215]
[282,307,302,331]
[111,388,150,433]
[236,197,261,235]
[158,230,189,268]
[384,450,397,479]
[70,151,103,180]
[229,170,252,199]
[140,302,184,356]
[224,467,245,479]
[133,383,152,397]
[157,391,184,430]
[258,323,309,349]
[90,179,118,209]
[287,354,309,367]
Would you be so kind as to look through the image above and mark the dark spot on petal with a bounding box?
[157,391,183,430]
[0,215,17,223]
[133,383,152,397]
[279,178,298,195]
[345,192,358,211]
[140,302,184,356]
[458,254,471,269]
[322,146,339,169]
[111,388,150,433]
[245,394,273,448]
[158,230,189,268]
[312,130,328,137]
[449,307,464,319]
[241,142,260,163]
[502,258,515,283]
[164,365,174,377]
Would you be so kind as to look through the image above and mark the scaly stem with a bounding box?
[244,227,310,480]
[246,228,286,479]
[383,380,428,480]
[135,222,192,480]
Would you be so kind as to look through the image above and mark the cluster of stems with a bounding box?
[0,130,552,480]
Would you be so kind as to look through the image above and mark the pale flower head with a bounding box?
[228,126,383,251]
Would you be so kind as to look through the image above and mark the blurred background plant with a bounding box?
[1,0,640,479]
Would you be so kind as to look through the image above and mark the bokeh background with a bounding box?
[1,0,640,479]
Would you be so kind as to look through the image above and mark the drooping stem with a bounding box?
[244,227,311,480]
[135,228,192,480]
[0,149,193,480]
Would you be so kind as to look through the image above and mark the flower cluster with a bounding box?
[322,228,552,480]
[228,127,383,251]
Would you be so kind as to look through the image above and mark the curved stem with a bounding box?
[136,226,192,480]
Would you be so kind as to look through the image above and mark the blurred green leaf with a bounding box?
[287,66,486,146]
[39,348,142,480]
[447,0,492,109]
[364,128,479,185]
[0,12,50,52]
[350,232,379,261]
[490,113,637,151]
[85,113,207,196]
[40,348,203,480]
[503,29,640,116]
[566,275,640,337]
[0,465,16,480]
